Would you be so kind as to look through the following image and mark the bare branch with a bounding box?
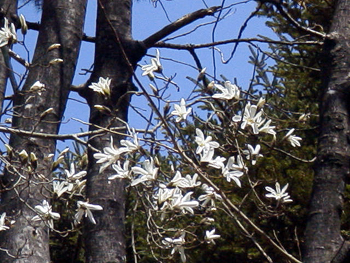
[154,38,323,50]
[143,6,221,48]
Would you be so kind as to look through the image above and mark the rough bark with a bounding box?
[303,1,350,262]
[0,0,17,117]
[0,0,87,262]
[83,0,145,262]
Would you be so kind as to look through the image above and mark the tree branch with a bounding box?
[143,6,221,48]
[154,38,322,50]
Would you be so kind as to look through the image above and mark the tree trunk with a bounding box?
[0,0,87,262]
[0,0,17,117]
[303,1,350,262]
[83,0,145,262]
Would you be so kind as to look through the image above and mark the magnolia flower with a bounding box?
[169,191,199,214]
[208,156,226,170]
[258,119,276,136]
[171,98,192,122]
[284,128,302,147]
[53,180,69,198]
[0,18,17,47]
[232,102,264,134]
[141,49,162,80]
[243,144,263,165]
[200,146,215,163]
[93,137,129,173]
[299,113,310,122]
[156,187,180,208]
[19,14,28,35]
[32,200,60,229]
[0,213,9,231]
[71,179,86,196]
[265,182,293,203]
[131,157,158,186]
[65,163,86,184]
[89,77,111,97]
[195,128,219,154]
[120,128,140,152]
[109,160,131,180]
[222,156,247,187]
[65,163,87,193]
[205,229,221,244]
[257,97,266,108]
[212,81,240,100]
[75,201,103,225]
[162,232,186,263]
[29,81,46,95]
[198,184,222,208]
[169,172,201,188]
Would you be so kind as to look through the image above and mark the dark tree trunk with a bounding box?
[0,0,87,262]
[0,0,17,117]
[83,0,145,262]
[303,1,350,262]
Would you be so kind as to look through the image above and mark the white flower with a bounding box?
[212,81,240,100]
[243,144,263,165]
[0,213,9,231]
[109,160,131,180]
[89,77,111,97]
[171,98,192,122]
[162,232,186,263]
[156,187,179,208]
[75,201,103,225]
[195,128,219,154]
[208,156,226,170]
[284,128,302,147]
[258,119,276,136]
[232,102,264,134]
[257,97,266,108]
[169,191,199,214]
[131,157,158,186]
[265,182,293,203]
[65,163,86,183]
[29,81,46,95]
[222,156,247,187]
[93,137,129,173]
[120,128,140,152]
[53,180,69,198]
[200,146,215,163]
[0,18,17,47]
[169,172,201,188]
[141,49,162,80]
[32,200,60,229]
[205,229,221,244]
[65,163,87,192]
[198,184,222,208]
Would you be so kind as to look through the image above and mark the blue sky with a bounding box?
[9,0,276,149]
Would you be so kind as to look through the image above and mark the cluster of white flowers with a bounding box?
[93,127,139,173]
[32,200,60,229]
[162,228,221,262]
[28,56,303,261]
[53,163,87,197]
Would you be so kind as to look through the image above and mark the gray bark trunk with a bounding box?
[0,0,87,262]
[303,0,350,262]
[0,0,17,117]
[83,0,145,262]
